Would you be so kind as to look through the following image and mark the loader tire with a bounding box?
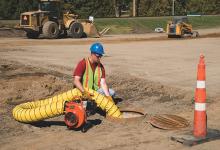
[68,22,84,38]
[168,35,173,38]
[43,21,59,39]
[26,31,39,39]
[180,30,185,38]
[192,31,199,38]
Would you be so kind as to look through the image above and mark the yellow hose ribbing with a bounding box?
[87,88,121,118]
[12,88,121,123]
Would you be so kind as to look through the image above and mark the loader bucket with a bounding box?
[81,22,110,38]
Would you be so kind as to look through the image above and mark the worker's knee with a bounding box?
[97,88,115,97]
[108,88,115,97]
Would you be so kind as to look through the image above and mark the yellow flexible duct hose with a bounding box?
[12,88,121,123]
[86,88,121,118]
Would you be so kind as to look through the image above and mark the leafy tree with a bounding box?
[68,0,115,18]
[0,0,38,19]
[0,0,18,19]
[138,0,171,16]
[0,0,220,19]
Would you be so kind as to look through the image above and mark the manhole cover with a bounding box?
[149,114,189,130]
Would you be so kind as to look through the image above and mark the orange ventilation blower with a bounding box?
[64,100,97,132]
[64,100,86,129]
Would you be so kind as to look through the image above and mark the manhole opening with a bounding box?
[121,110,144,119]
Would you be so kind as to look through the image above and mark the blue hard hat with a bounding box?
[90,43,104,55]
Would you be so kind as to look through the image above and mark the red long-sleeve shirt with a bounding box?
[73,58,105,79]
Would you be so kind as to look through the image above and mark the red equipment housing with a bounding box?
[64,101,87,129]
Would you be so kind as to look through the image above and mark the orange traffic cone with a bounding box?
[171,54,220,146]
[193,54,207,138]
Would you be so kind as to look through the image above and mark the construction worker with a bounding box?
[73,42,115,102]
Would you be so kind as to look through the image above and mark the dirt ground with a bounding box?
[0,28,220,150]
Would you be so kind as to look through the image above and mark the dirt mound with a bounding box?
[108,72,193,114]
[0,28,25,38]
[0,59,194,140]
[0,59,72,138]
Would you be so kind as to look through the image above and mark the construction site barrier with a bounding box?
[194,54,207,137]
[12,88,122,123]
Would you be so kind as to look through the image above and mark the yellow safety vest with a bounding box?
[83,58,102,90]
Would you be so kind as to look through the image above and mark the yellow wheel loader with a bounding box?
[15,0,109,39]
[167,16,199,38]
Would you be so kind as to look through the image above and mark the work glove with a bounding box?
[81,91,93,100]
[106,96,114,103]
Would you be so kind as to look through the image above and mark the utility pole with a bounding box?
[172,0,175,16]
[133,0,136,17]
[114,0,120,17]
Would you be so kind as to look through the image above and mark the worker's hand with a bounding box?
[81,91,93,100]
[106,96,114,103]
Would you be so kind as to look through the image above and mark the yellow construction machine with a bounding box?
[167,16,199,38]
[15,0,109,39]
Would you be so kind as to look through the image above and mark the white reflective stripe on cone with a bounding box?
[197,80,205,88]
[195,102,206,111]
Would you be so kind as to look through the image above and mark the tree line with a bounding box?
[0,0,220,19]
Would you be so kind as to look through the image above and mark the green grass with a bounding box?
[95,16,220,34]
[95,17,171,34]
[188,16,220,29]
[1,16,220,34]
